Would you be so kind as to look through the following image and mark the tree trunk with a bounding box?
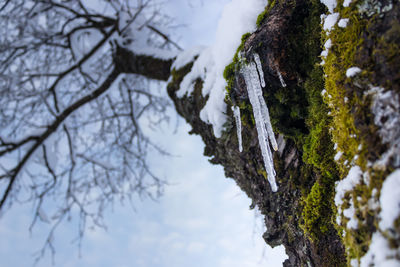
[118,0,400,265]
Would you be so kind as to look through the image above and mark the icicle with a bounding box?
[258,97,278,151]
[232,105,243,152]
[254,53,265,88]
[241,60,278,192]
[277,68,287,87]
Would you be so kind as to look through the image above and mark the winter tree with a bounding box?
[0,0,185,258]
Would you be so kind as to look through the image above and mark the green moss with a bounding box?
[223,32,251,97]
[256,0,277,27]
[302,181,328,239]
[319,0,400,263]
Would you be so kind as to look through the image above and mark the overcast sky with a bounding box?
[0,1,287,266]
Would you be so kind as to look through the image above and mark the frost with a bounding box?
[346,67,362,77]
[276,69,287,87]
[232,106,243,152]
[338,18,349,28]
[241,60,278,192]
[323,13,339,31]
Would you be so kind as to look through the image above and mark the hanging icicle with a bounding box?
[240,55,278,192]
[276,68,287,87]
[254,53,265,88]
[232,105,243,152]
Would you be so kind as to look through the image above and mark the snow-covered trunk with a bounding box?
[241,55,278,192]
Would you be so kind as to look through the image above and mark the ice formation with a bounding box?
[232,106,243,152]
[254,53,265,87]
[241,55,278,192]
[276,69,287,87]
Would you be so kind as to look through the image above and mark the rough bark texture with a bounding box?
[167,1,346,266]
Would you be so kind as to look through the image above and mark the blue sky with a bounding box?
[0,1,287,266]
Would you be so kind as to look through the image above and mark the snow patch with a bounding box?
[346,67,362,77]
[338,18,349,28]
[323,13,339,31]
[320,0,337,13]
[343,0,353,7]
[343,201,358,229]
[369,87,400,168]
[359,169,400,266]
[335,166,363,206]
[176,0,266,138]
[379,169,400,231]
[360,231,400,267]
[334,151,343,161]
[172,46,206,70]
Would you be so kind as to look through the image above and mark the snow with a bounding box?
[176,0,267,138]
[334,151,343,161]
[44,132,58,171]
[343,0,353,7]
[334,166,363,206]
[171,46,206,70]
[379,169,400,231]
[343,201,358,229]
[241,60,278,192]
[338,18,349,28]
[346,67,362,77]
[321,39,332,59]
[70,28,103,61]
[360,231,399,267]
[232,106,243,152]
[128,46,178,60]
[320,0,337,13]
[369,87,400,168]
[177,47,214,98]
[118,12,178,60]
[324,38,332,50]
[323,13,339,31]
[38,208,51,223]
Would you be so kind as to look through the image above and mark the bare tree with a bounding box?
[0,0,180,260]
